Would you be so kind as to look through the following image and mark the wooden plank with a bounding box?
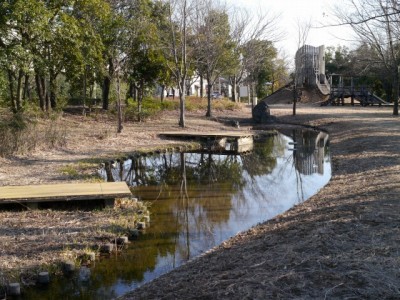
[0,182,132,204]
[160,131,254,139]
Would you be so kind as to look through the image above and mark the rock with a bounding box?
[63,260,76,273]
[137,222,146,230]
[129,229,140,240]
[8,283,21,296]
[252,101,277,123]
[37,272,50,284]
[116,236,129,245]
[78,266,91,282]
[100,243,114,253]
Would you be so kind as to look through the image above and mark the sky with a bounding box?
[226,0,356,62]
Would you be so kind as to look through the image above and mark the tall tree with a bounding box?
[0,0,109,113]
[126,0,168,120]
[68,0,110,111]
[161,0,196,127]
[325,45,353,76]
[227,6,282,103]
[293,18,311,116]
[99,0,126,110]
[242,39,277,107]
[0,0,48,112]
[192,1,234,117]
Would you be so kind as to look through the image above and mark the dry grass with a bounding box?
[0,199,149,282]
[0,112,67,157]
[2,103,400,299]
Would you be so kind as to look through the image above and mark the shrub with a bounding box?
[124,97,179,121]
[0,111,67,157]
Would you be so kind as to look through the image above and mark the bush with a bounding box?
[124,97,179,121]
[0,111,67,157]
[185,97,240,111]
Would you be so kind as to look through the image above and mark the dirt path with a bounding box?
[121,104,400,299]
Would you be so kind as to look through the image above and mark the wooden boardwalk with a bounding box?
[0,182,132,206]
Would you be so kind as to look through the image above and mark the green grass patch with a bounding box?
[59,162,102,181]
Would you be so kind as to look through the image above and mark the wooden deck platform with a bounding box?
[0,182,132,207]
[160,131,254,139]
[160,131,255,153]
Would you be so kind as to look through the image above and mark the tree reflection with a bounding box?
[85,132,330,299]
[241,134,282,177]
[110,150,248,271]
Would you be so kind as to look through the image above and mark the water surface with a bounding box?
[23,129,330,299]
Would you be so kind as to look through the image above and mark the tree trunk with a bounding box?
[178,78,186,127]
[42,77,50,112]
[200,75,204,98]
[232,77,237,102]
[116,72,123,133]
[251,83,255,109]
[206,81,212,117]
[23,74,30,102]
[160,85,165,102]
[393,66,399,116]
[293,83,297,116]
[49,71,57,109]
[35,72,46,111]
[83,65,87,109]
[16,69,24,111]
[128,80,134,99]
[133,86,138,101]
[102,58,114,110]
[247,85,251,105]
[102,77,110,110]
[7,69,17,113]
[137,80,144,122]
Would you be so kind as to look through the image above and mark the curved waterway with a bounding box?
[24,129,330,300]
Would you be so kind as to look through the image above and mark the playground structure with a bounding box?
[295,44,388,106]
[320,74,389,106]
[295,45,330,96]
[260,44,390,106]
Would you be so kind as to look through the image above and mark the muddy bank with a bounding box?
[122,105,400,299]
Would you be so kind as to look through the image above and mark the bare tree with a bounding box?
[228,6,283,103]
[333,0,399,115]
[114,59,124,133]
[192,0,233,117]
[293,18,312,116]
[162,0,196,127]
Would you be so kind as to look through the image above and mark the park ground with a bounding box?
[122,104,400,299]
[1,103,400,299]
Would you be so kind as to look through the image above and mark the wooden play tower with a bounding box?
[295,45,331,96]
[295,45,389,106]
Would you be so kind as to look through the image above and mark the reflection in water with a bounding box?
[24,130,330,300]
